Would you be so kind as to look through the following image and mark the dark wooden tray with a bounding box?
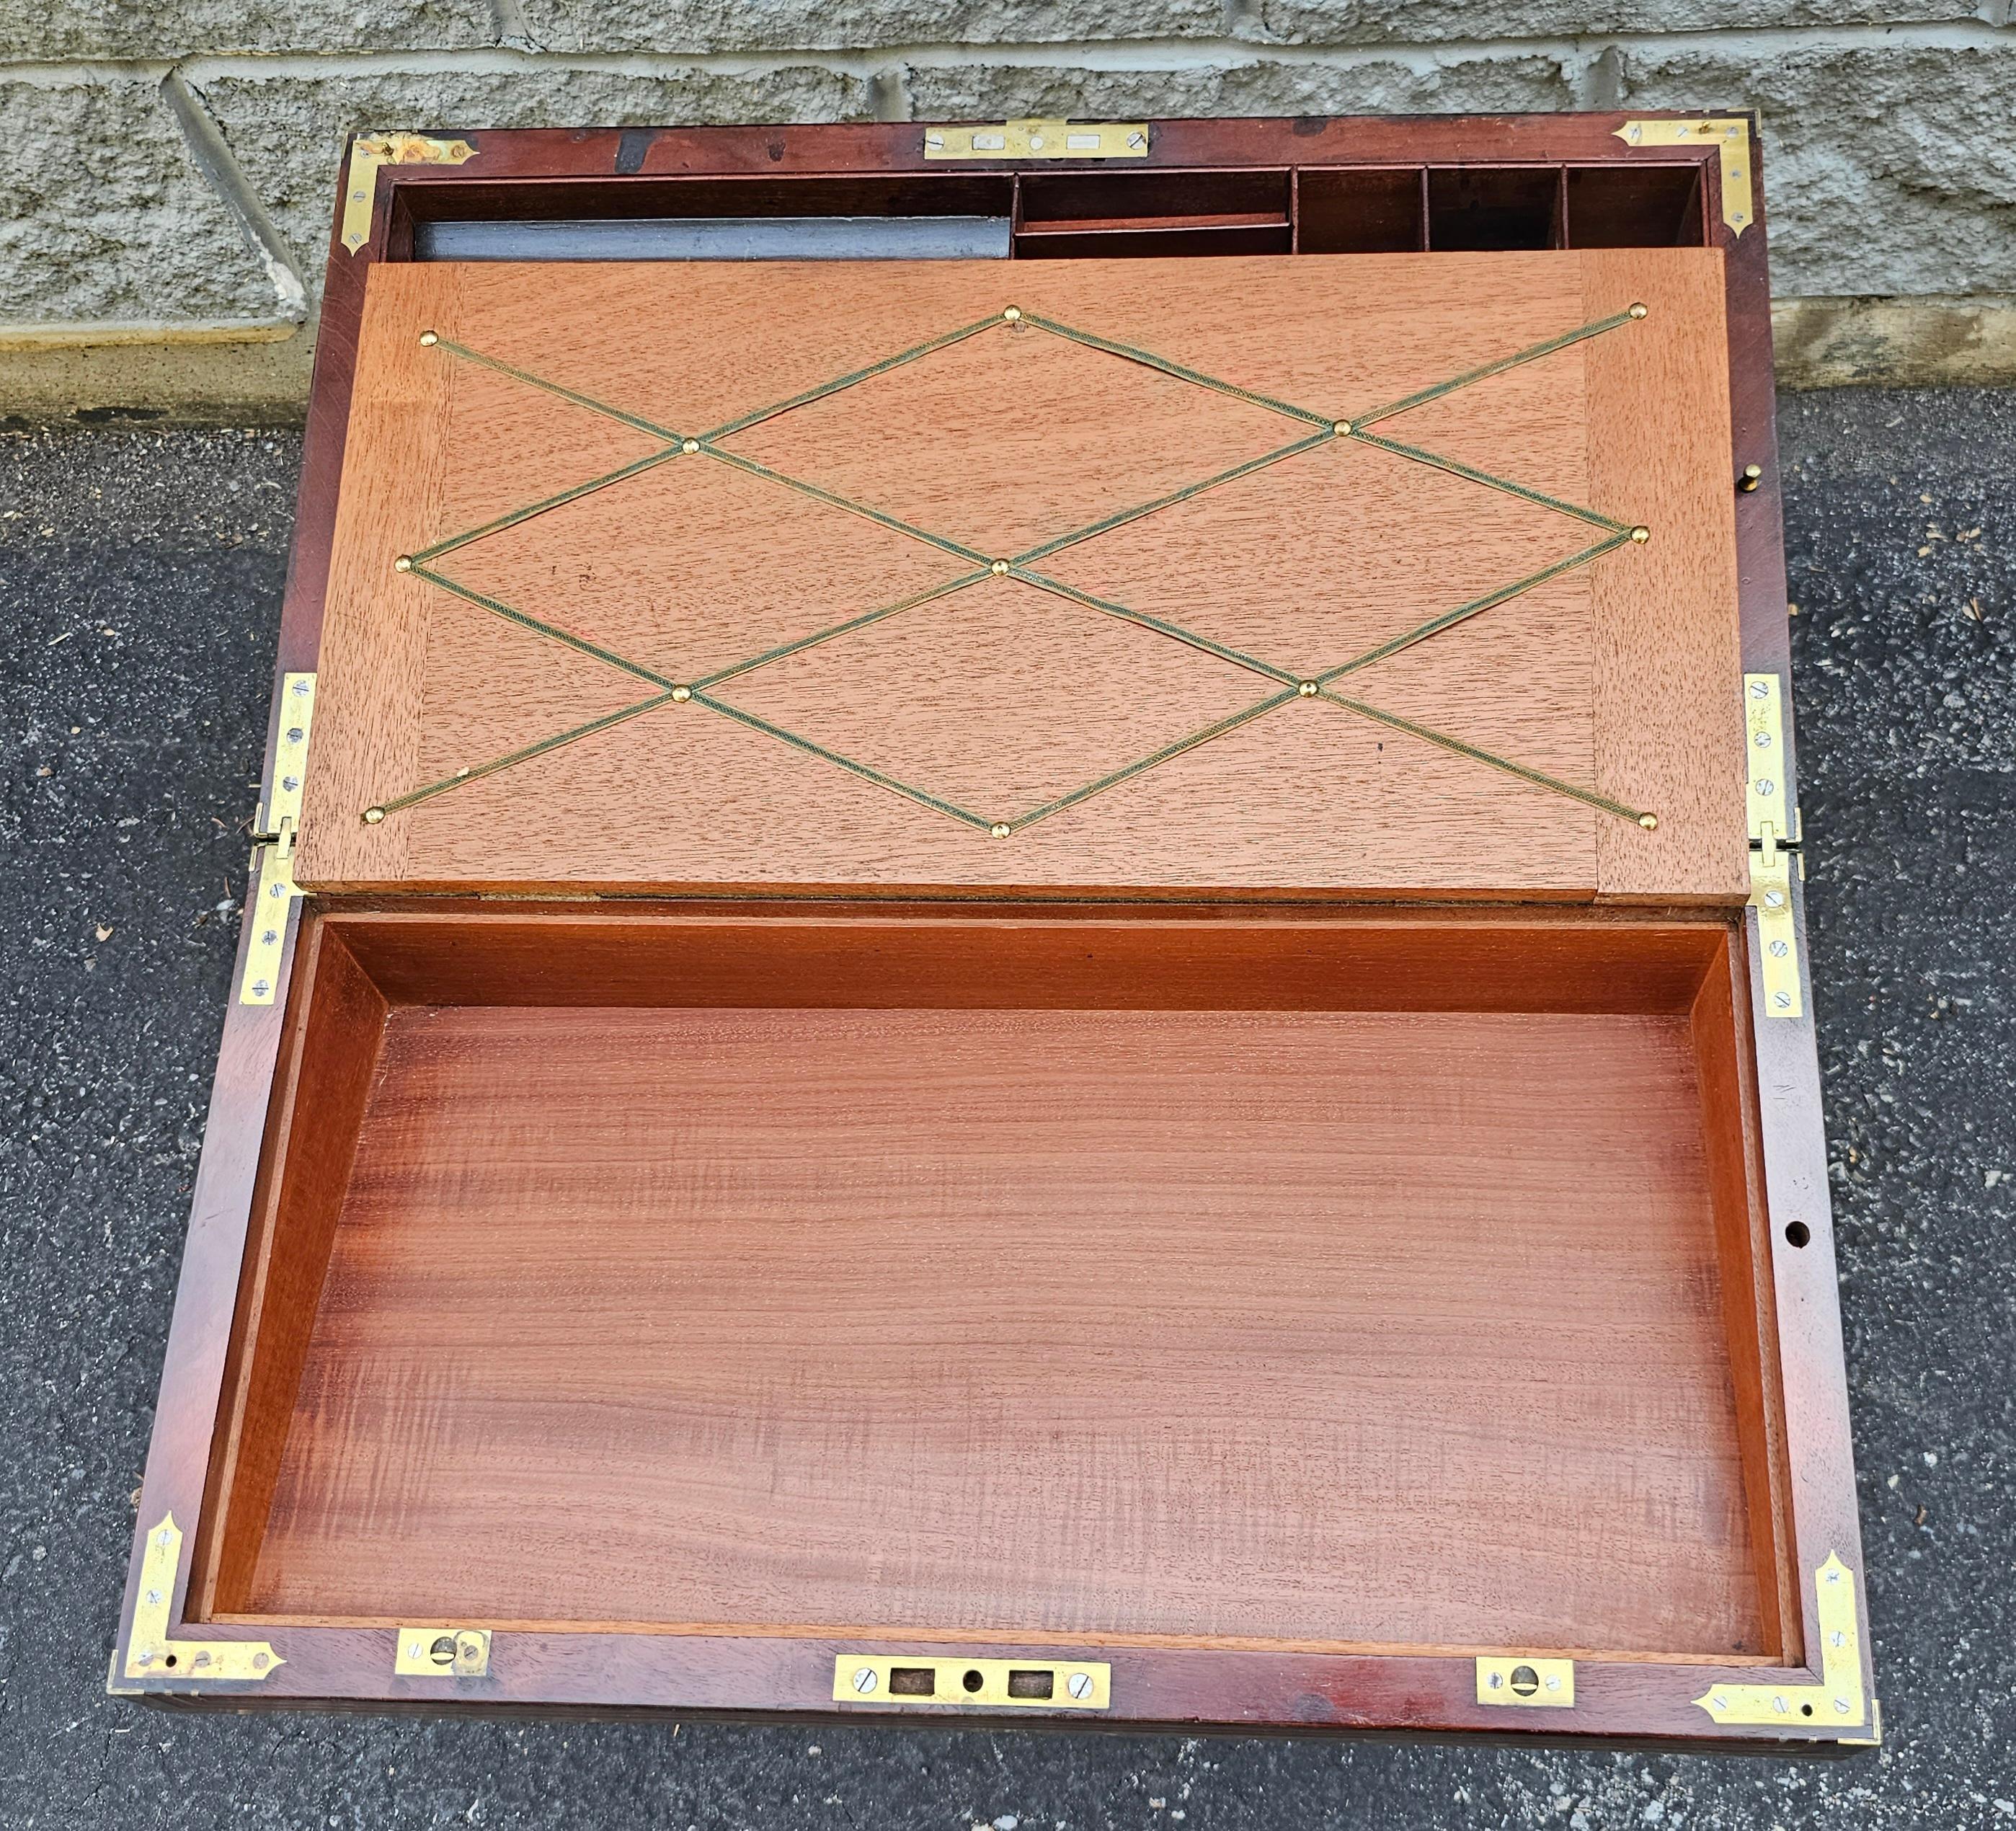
[110,113,1872,1750]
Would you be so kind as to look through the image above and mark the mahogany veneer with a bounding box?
[113,115,1870,1750]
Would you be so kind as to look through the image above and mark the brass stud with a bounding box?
[1630,525,1651,544]
[990,823,1012,838]
[1639,812,1659,830]
[418,329,438,347]
[671,685,692,702]
[990,559,1011,576]
[394,554,414,572]
[1332,420,1352,437]
[1002,306,1022,323]
[681,438,700,455]
[1628,301,1648,319]
[1739,464,1764,492]
[1297,680,1319,697]
[363,806,386,825]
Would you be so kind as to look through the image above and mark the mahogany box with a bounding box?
[111,112,1875,1748]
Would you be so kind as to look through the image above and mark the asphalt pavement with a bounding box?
[1,388,2011,1827]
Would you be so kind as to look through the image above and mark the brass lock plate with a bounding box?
[394,1626,492,1676]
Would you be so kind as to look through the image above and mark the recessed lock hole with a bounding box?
[1801,1703,1813,1716]
[1509,1664,1540,1696]
[962,1667,985,1694]
[163,1654,178,1668]
[430,1634,458,1666]
[1785,1221,1811,1249]
[1007,1669,1055,1699]
[888,1667,936,1695]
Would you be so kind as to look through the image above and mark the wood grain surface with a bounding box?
[296,254,1743,899]
[247,996,1764,1656]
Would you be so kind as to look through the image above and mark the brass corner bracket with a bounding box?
[341,132,478,252]
[1615,118,1754,236]
[118,1514,283,1686]
[1695,1553,1870,1732]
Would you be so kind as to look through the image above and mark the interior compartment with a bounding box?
[397,163,1709,263]
[196,908,1791,1661]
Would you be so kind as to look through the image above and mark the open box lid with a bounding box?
[296,250,1747,901]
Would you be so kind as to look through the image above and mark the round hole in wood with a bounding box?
[962,1668,985,1694]
[1785,1221,1811,1249]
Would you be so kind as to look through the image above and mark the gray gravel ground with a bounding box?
[2,391,2012,1828]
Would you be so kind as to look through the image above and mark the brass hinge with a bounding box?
[1744,672,1803,1019]
[118,1514,283,1685]
[394,1627,492,1676]
[341,132,478,252]
[240,671,314,1006]
[923,119,1149,161]
[1615,117,1755,236]
[1696,1552,1869,1732]
[834,1654,1110,1710]
[1476,1655,1575,1707]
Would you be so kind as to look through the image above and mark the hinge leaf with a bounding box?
[240,671,314,1005]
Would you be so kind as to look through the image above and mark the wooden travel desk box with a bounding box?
[114,115,1875,1747]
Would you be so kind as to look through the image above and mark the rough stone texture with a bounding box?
[902,53,1579,128]
[4,0,492,59]
[1,389,2014,1822]
[1252,1,2002,44]
[515,0,1224,54]
[0,78,280,326]
[1615,41,2016,296]
[193,66,876,274]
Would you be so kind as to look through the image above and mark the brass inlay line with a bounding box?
[365,302,1653,838]
[1349,430,1633,535]
[430,335,683,440]
[691,569,993,692]
[1318,534,1634,683]
[692,691,997,833]
[409,564,678,689]
[1319,690,1652,827]
[1349,309,1642,431]
[702,314,1005,443]
[410,442,690,568]
[1019,311,1333,429]
[702,445,995,567]
[1011,568,1303,688]
[1011,427,1335,568]
[374,689,680,818]
[1007,687,1303,835]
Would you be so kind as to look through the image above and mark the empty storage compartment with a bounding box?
[1015,169,1292,257]
[197,906,1793,1664]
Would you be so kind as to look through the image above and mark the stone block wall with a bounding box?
[3,3,2014,407]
